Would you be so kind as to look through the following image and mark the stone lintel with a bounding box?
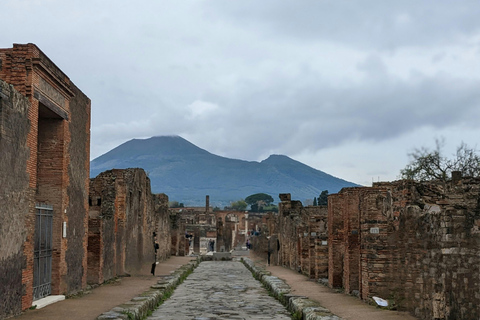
[34,90,69,120]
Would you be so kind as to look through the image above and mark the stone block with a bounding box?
[213,252,232,260]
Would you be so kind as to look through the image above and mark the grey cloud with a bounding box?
[194,67,480,161]
[3,0,480,184]
[203,0,480,49]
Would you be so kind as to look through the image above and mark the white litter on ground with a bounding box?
[372,296,389,307]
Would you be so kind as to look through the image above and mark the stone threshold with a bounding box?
[32,295,66,309]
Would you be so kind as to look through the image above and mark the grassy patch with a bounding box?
[292,310,302,320]
[121,310,135,320]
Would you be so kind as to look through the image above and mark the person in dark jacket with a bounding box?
[267,236,273,266]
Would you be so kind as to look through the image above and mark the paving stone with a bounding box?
[147,261,292,319]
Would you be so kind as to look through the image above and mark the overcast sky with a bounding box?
[3,1,480,186]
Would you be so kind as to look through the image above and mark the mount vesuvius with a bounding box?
[90,136,359,206]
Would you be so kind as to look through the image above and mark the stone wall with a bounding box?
[169,211,189,256]
[251,194,328,279]
[154,193,171,262]
[87,169,171,284]
[0,79,32,319]
[329,178,480,319]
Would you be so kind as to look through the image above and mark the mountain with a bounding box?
[90,136,360,206]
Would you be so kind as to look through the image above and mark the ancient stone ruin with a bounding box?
[88,168,170,284]
[252,177,480,319]
[169,196,252,256]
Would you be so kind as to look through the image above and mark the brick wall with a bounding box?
[65,82,91,293]
[169,211,188,256]
[328,192,344,288]
[251,194,328,279]
[154,193,171,261]
[306,207,329,279]
[87,169,171,284]
[330,179,480,319]
[276,196,303,270]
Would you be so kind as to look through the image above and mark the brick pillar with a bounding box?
[344,189,361,294]
[328,193,344,288]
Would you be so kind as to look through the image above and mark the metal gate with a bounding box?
[33,203,53,301]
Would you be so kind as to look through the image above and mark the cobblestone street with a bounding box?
[148,261,292,320]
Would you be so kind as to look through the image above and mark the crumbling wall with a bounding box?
[330,179,480,319]
[215,211,246,252]
[154,193,170,261]
[308,206,329,279]
[170,206,217,255]
[255,194,328,279]
[87,169,171,284]
[88,172,115,284]
[169,211,188,256]
[0,80,32,319]
[328,187,379,294]
[276,194,302,270]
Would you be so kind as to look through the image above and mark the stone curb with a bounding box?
[241,258,343,320]
[96,258,200,320]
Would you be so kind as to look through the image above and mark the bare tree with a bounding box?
[400,139,480,181]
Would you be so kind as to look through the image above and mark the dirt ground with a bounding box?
[249,254,418,320]
[13,256,194,320]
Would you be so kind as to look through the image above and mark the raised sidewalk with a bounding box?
[12,256,194,320]
[249,253,418,320]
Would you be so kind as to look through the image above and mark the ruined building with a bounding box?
[251,178,479,320]
[249,194,328,280]
[216,210,249,252]
[0,44,91,318]
[169,196,216,255]
[170,196,250,255]
[88,168,171,284]
[329,178,480,319]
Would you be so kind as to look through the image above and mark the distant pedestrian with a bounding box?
[267,236,273,266]
[208,239,215,252]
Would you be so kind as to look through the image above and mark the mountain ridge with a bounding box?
[90,136,360,206]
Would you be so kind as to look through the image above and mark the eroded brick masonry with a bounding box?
[88,168,171,284]
[329,178,480,319]
[252,177,479,320]
[251,194,328,280]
